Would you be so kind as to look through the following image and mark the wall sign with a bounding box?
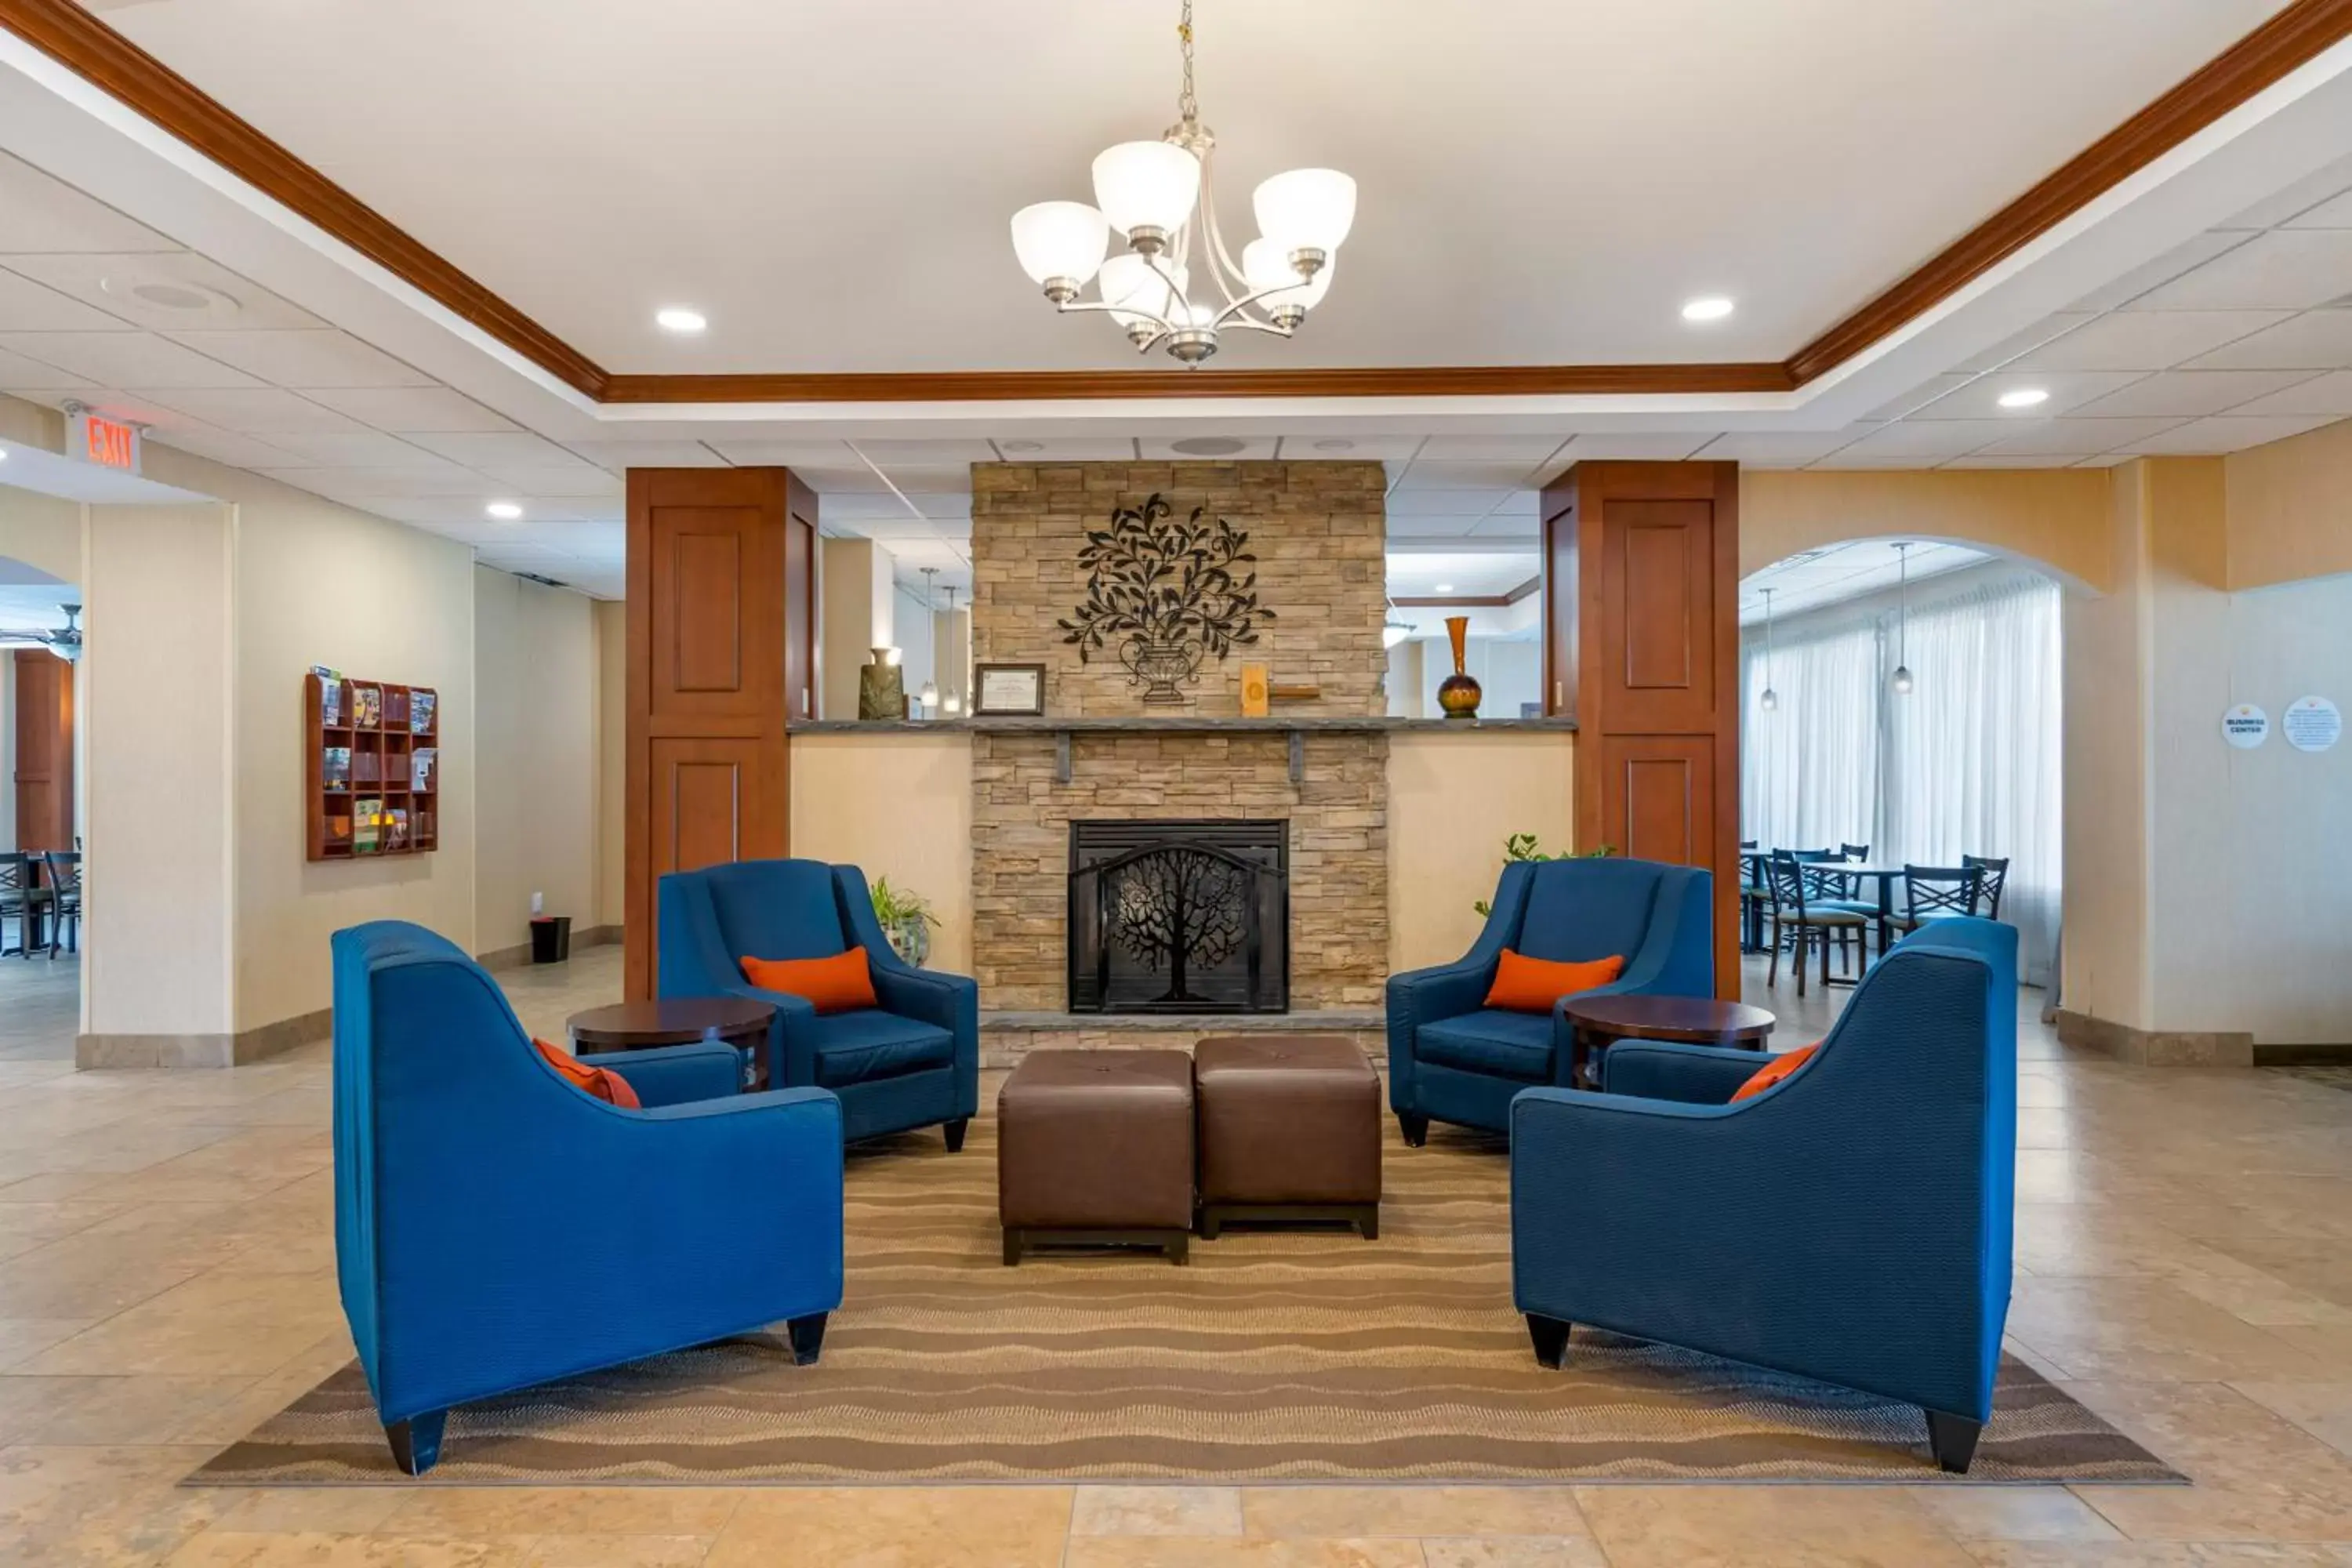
[2221,703,2269,749]
[64,403,141,474]
[2284,695,2341,753]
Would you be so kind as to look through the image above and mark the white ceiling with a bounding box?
[0,581,76,633]
[1740,542,1991,625]
[1385,549,1539,601]
[73,0,2288,372]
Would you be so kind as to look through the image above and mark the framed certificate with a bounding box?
[972,662,1047,717]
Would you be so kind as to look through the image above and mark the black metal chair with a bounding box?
[1962,855,2010,922]
[1738,840,1768,953]
[42,851,80,959]
[1891,864,1985,938]
[1765,851,1868,996]
[0,853,49,960]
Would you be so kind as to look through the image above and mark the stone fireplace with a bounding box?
[1069,818,1288,1014]
[969,460,1389,1018]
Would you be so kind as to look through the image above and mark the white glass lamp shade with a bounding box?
[1100,254,1190,328]
[1892,665,1915,695]
[1243,238,1334,311]
[917,681,940,708]
[1010,201,1109,287]
[1091,141,1200,237]
[1382,620,1412,650]
[1253,168,1357,255]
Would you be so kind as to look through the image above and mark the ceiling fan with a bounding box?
[0,604,83,663]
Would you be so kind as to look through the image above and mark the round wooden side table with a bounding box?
[567,996,777,1091]
[1561,994,1777,1091]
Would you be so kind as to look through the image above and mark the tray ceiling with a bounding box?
[67,0,2293,375]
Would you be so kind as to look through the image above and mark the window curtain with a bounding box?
[1741,568,2063,986]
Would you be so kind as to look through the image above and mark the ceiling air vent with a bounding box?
[514,572,569,589]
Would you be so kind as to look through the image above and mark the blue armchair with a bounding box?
[1510,916,2018,1473]
[331,920,843,1475]
[658,858,980,1147]
[1385,856,1713,1141]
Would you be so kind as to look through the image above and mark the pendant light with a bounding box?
[916,568,942,713]
[1758,588,1779,711]
[940,585,964,714]
[1890,543,1915,695]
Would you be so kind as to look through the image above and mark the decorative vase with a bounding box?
[886,916,931,969]
[1121,637,1202,706]
[857,647,906,720]
[1437,615,1482,720]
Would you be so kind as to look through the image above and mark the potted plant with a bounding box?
[870,877,940,968]
[1472,834,1615,916]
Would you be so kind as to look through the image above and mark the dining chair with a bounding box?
[41,851,81,959]
[0,853,48,961]
[1764,852,1867,996]
[1737,842,1766,953]
[1962,855,2009,921]
[1892,865,1984,937]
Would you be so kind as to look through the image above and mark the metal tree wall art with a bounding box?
[1057,493,1273,704]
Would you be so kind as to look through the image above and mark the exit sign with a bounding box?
[66,405,142,474]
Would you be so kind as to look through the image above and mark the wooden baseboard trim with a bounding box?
[2055,1009,2255,1067]
[76,1005,331,1069]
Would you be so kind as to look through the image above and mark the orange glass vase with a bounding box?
[1436,615,1482,720]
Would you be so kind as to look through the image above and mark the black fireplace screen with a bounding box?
[1068,819,1289,1014]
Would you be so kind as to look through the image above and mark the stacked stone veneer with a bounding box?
[970,461,1389,1013]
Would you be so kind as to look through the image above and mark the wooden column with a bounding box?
[623,467,816,999]
[13,649,74,851]
[1541,461,1741,996]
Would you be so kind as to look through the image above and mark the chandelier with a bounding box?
[1007,0,1356,365]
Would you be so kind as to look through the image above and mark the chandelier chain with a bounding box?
[1176,0,1197,123]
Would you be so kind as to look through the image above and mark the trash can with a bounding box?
[529,915,572,964]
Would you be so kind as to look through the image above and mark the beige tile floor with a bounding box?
[1,948,2350,1566]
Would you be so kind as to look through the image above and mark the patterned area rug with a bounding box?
[194,1118,2178,1485]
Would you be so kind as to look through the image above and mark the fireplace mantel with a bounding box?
[792,714,1575,784]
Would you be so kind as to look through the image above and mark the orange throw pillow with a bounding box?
[741,949,877,1014]
[1484,949,1627,1014]
[532,1038,641,1109]
[1732,1044,1819,1102]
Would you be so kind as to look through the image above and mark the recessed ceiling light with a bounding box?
[1170,437,1250,456]
[1000,439,1044,453]
[1681,296,1735,323]
[1312,439,1354,452]
[1997,387,2051,409]
[1434,583,1455,593]
[655,307,708,334]
[486,501,523,520]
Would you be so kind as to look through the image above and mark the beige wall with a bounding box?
[2223,418,2352,590]
[789,731,974,975]
[596,598,625,928]
[819,536,898,720]
[0,486,82,586]
[1388,731,1574,973]
[474,566,599,956]
[82,502,236,1037]
[1740,468,2114,590]
[132,446,484,1035]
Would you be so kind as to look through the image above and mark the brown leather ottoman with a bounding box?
[1194,1036,1381,1240]
[996,1050,1194,1265]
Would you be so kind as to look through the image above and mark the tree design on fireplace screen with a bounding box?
[1069,820,1288,1013]
[1055,493,1273,705]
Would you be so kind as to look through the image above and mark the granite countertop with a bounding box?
[790,716,1577,734]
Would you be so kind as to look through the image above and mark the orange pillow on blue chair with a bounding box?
[1483,949,1626,1013]
[1732,1043,1818,1102]
[532,1038,641,1109]
[741,949,878,1014]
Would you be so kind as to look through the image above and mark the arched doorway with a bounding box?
[1740,539,2065,990]
[0,559,82,1029]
